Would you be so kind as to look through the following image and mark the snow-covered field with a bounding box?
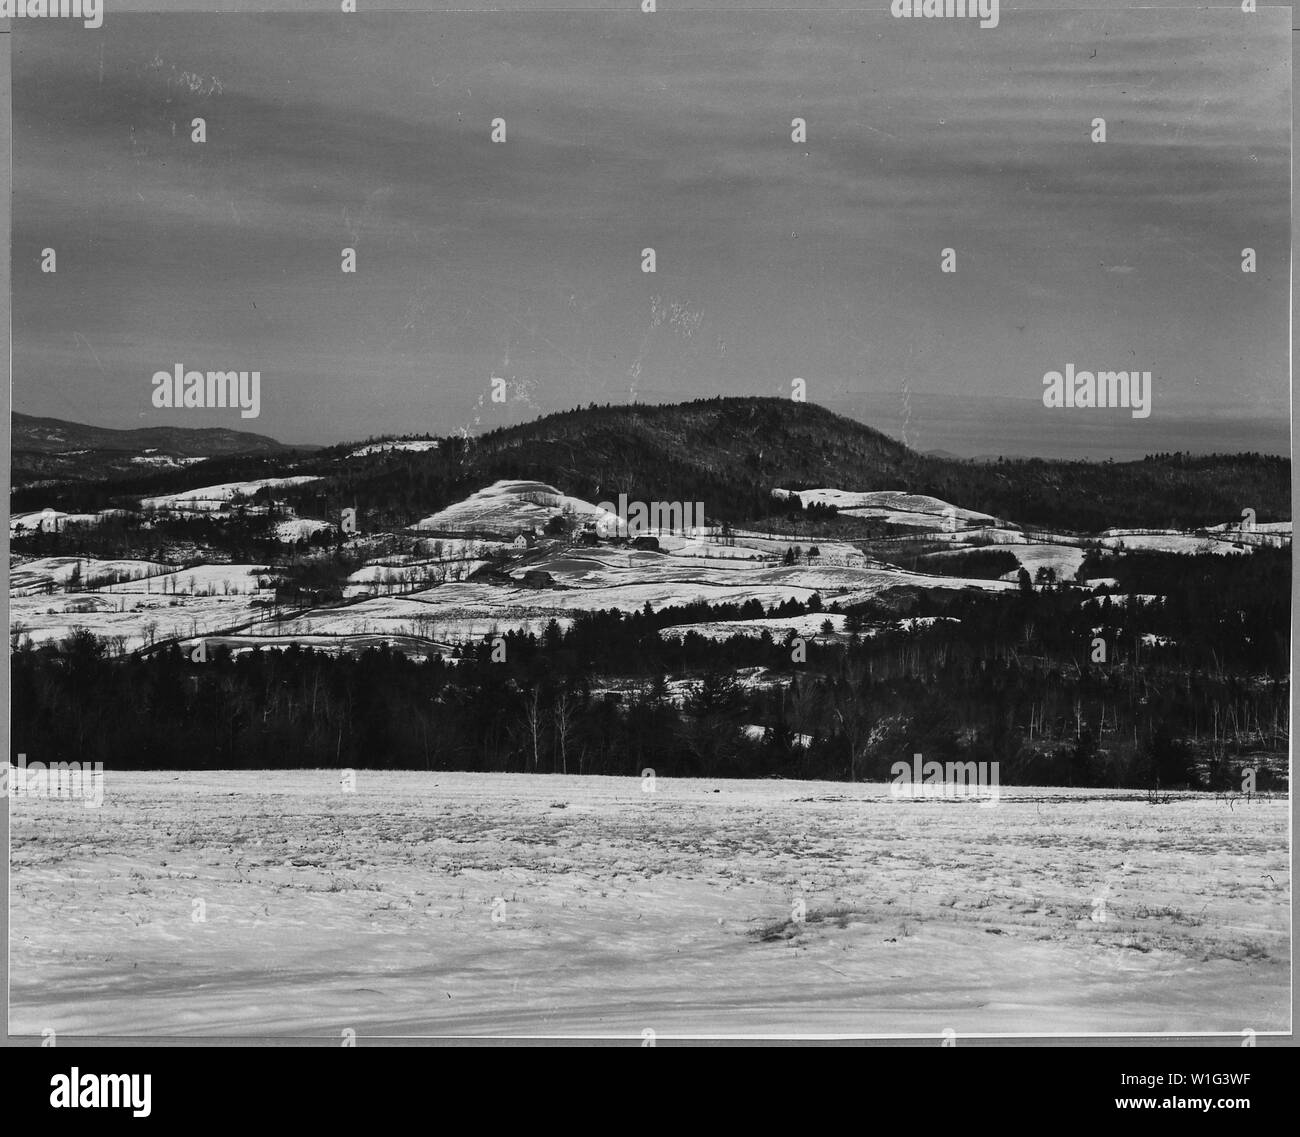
[129,454,207,469]
[7,475,1288,657]
[9,556,172,596]
[922,542,1089,582]
[1,542,1019,653]
[344,559,490,599]
[659,613,847,642]
[1095,531,1251,556]
[348,439,440,458]
[997,544,1089,581]
[10,508,118,534]
[95,563,273,596]
[140,476,321,513]
[9,593,274,652]
[774,487,1003,528]
[9,565,279,650]
[413,480,618,534]
[264,594,574,643]
[9,772,1288,1038]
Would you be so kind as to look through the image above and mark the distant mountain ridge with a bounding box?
[10,411,312,490]
[9,398,1291,533]
[13,411,296,455]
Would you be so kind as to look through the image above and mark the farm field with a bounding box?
[9,475,1286,659]
[9,772,1289,1039]
[8,544,1016,655]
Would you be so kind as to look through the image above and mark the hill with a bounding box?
[309,398,1290,533]
[10,411,311,490]
[11,397,1290,533]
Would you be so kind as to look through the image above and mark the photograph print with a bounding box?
[4,4,1291,1042]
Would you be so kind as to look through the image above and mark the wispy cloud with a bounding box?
[11,9,1289,457]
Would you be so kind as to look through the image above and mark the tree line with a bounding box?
[10,547,1287,789]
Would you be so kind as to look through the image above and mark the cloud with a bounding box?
[10,9,1289,455]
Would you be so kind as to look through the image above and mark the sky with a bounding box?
[9,7,1291,458]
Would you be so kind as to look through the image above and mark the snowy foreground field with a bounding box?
[10,772,1289,1039]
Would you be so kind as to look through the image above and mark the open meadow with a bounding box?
[9,771,1289,1039]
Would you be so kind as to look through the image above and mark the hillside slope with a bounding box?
[326,398,1290,532]
[11,411,310,489]
[11,398,1290,533]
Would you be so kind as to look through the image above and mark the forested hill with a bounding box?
[13,397,1290,532]
[433,398,1290,530]
[11,411,309,489]
[12,411,293,456]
